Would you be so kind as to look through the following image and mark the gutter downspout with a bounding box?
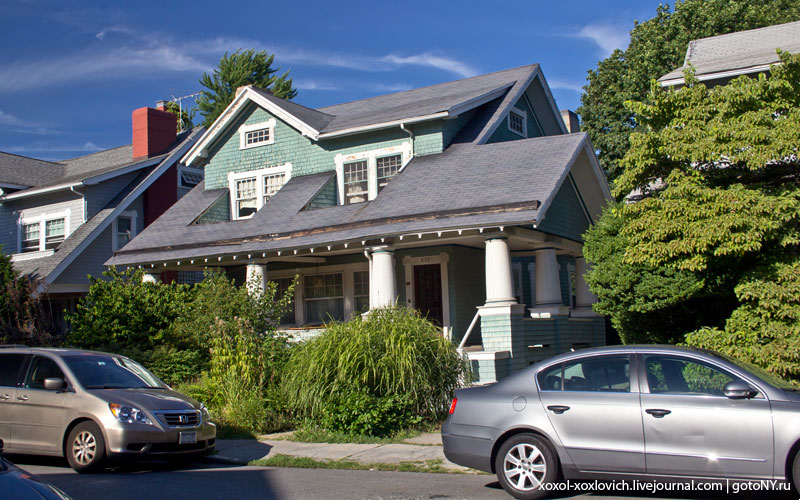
[400,123,414,172]
[70,186,87,223]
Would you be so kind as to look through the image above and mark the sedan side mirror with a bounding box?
[723,380,758,399]
[44,377,66,391]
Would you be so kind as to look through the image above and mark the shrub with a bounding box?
[284,307,469,436]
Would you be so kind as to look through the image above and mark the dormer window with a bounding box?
[239,119,276,150]
[17,209,70,255]
[508,107,527,137]
[335,143,411,205]
[228,163,292,220]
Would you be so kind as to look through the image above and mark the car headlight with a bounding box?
[109,403,154,425]
[200,403,211,421]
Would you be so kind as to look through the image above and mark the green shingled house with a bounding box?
[106,64,612,383]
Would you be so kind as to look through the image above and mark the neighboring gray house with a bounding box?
[107,64,612,384]
[0,104,204,331]
[659,19,800,87]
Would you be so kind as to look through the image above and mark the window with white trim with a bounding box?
[228,163,292,220]
[17,210,70,254]
[239,119,276,150]
[21,223,40,253]
[335,143,411,205]
[303,273,344,324]
[353,270,370,313]
[112,211,138,251]
[508,107,527,137]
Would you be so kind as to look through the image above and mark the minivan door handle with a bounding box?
[547,405,570,414]
[645,408,671,418]
[15,395,28,402]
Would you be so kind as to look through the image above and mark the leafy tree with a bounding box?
[586,53,800,377]
[578,0,800,182]
[162,101,194,133]
[196,49,297,127]
[0,247,57,344]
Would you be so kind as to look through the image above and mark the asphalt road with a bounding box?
[8,454,793,500]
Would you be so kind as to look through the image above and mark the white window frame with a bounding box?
[239,119,276,150]
[335,142,412,205]
[112,210,138,251]
[508,107,528,137]
[15,209,71,257]
[227,163,292,220]
[268,263,370,327]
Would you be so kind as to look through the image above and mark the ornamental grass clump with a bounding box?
[284,306,469,436]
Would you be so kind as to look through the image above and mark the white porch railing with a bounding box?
[457,310,481,354]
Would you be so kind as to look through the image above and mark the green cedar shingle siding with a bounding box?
[204,104,449,192]
[537,178,590,242]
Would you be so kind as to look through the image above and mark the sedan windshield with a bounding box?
[62,354,167,389]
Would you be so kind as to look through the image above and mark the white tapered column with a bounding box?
[572,257,598,317]
[484,236,516,306]
[529,248,569,318]
[246,264,266,295]
[370,246,397,308]
[142,272,160,284]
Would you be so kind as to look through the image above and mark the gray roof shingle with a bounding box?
[0,152,63,188]
[108,133,589,267]
[659,20,800,83]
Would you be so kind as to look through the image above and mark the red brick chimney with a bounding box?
[132,103,177,159]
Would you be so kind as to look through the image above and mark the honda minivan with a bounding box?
[0,346,216,472]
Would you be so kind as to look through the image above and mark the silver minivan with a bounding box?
[0,346,216,472]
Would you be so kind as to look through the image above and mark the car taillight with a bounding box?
[449,397,458,414]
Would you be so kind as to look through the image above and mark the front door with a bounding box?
[640,354,773,479]
[413,264,443,326]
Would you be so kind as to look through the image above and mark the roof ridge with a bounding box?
[689,20,800,46]
[316,64,539,111]
[0,150,64,166]
[61,143,132,162]
[250,87,335,117]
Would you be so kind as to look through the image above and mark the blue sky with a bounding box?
[1,0,667,161]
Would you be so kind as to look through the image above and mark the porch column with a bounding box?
[572,257,598,317]
[142,272,160,284]
[530,248,568,318]
[246,263,266,295]
[484,236,516,306]
[370,246,397,308]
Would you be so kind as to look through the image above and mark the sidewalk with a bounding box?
[209,432,472,472]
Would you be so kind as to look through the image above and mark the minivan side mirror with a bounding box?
[44,377,66,391]
[723,380,758,399]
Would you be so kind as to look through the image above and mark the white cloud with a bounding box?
[368,83,414,92]
[2,141,101,154]
[0,25,476,93]
[0,110,53,134]
[577,24,630,56]
[547,78,584,93]
[294,79,341,91]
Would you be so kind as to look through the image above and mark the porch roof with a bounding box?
[107,133,592,268]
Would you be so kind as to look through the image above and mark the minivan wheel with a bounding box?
[495,433,558,500]
[66,422,106,473]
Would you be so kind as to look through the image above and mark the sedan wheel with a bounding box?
[496,434,558,500]
[66,422,106,473]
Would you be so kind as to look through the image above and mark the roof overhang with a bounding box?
[0,157,162,201]
[659,62,776,87]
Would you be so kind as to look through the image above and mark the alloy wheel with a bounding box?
[503,442,547,491]
[72,430,97,465]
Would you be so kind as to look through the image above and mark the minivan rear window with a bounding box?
[62,355,166,389]
[0,354,28,388]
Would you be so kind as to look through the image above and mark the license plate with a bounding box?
[179,431,197,445]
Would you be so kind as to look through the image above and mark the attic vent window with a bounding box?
[239,119,276,150]
[508,107,527,137]
[179,166,204,189]
[228,163,292,220]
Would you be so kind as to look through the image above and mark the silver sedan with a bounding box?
[442,345,800,499]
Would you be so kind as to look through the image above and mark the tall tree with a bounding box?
[585,53,800,377]
[196,49,297,127]
[578,0,800,183]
